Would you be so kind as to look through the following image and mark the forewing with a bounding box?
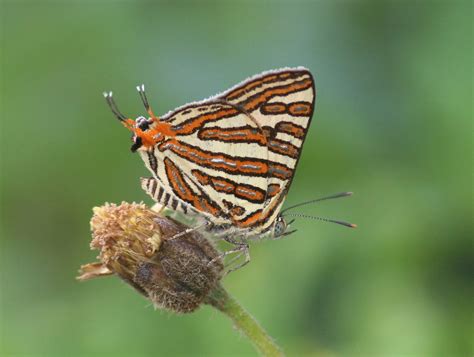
[140,101,281,227]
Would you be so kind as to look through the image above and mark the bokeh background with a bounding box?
[1,1,472,356]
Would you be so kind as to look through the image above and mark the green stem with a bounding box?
[205,284,284,357]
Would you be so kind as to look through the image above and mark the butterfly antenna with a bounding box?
[280,192,353,214]
[136,84,156,118]
[283,213,357,228]
[103,91,127,121]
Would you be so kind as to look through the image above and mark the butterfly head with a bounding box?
[126,116,156,152]
[103,91,174,153]
[121,115,174,153]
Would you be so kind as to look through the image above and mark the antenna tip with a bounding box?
[346,192,354,196]
[349,223,357,228]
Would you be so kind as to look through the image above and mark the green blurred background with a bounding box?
[1,1,472,356]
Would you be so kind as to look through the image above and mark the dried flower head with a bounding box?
[78,202,224,313]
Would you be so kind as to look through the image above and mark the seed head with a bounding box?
[78,202,224,313]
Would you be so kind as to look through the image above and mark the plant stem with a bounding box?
[205,284,284,357]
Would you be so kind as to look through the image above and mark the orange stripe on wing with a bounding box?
[260,101,312,118]
[235,185,265,203]
[225,70,305,101]
[236,209,263,228]
[210,177,235,193]
[164,158,222,217]
[192,169,210,186]
[267,183,281,198]
[164,158,195,203]
[226,75,279,101]
[260,102,287,115]
[198,126,267,145]
[241,78,313,112]
[172,107,239,135]
[268,138,299,159]
[268,162,292,180]
[196,197,220,217]
[236,184,287,229]
[192,169,267,204]
[275,122,306,139]
[288,101,312,116]
[160,139,291,178]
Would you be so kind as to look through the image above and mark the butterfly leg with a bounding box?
[166,221,209,241]
[223,243,251,275]
[136,84,157,118]
[208,236,250,275]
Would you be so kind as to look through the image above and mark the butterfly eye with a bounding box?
[136,116,150,131]
[273,217,287,237]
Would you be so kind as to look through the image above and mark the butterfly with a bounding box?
[104,67,354,270]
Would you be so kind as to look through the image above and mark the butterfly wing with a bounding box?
[140,101,276,227]
[138,67,315,234]
[218,67,315,231]
[140,176,199,216]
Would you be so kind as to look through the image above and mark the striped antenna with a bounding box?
[136,84,150,111]
[103,91,127,121]
[136,84,157,118]
[282,213,357,228]
[280,192,353,215]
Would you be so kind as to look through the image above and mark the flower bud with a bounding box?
[78,202,224,313]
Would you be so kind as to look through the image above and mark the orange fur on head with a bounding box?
[122,117,175,149]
